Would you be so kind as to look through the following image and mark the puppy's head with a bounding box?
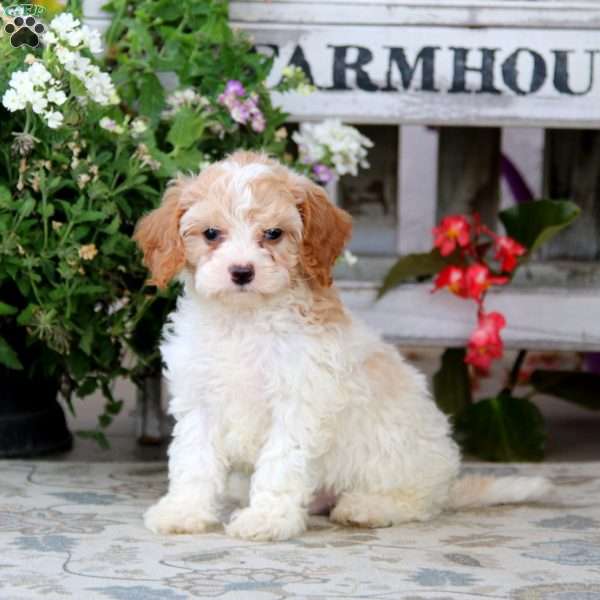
[134,152,352,302]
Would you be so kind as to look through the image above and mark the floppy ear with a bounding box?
[134,179,187,289]
[296,177,353,287]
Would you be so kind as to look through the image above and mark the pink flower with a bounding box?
[433,215,471,256]
[465,311,507,372]
[464,264,509,301]
[250,111,266,133]
[433,265,467,297]
[218,82,266,132]
[494,236,526,273]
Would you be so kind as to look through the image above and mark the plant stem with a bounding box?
[507,349,527,393]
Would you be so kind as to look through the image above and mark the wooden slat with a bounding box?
[338,281,600,351]
[437,127,501,227]
[397,126,439,254]
[231,1,600,29]
[542,129,600,260]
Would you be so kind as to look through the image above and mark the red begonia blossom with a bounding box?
[433,215,471,256]
[433,265,467,297]
[464,264,509,301]
[465,311,507,371]
[494,236,527,273]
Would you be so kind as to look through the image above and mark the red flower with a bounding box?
[494,236,526,272]
[433,265,467,297]
[464,264,509,301]
[433,215,471,256]
[465,311,507,371]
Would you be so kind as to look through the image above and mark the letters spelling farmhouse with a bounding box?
[258,43,599,96]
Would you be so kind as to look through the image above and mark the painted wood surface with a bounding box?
[437,127,501,226]
[542,129,600,260]
[231,1,600,29]
[339,282,600,351]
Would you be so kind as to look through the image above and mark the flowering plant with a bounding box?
[0,9,160,440]
[379,199,581,461]
[431,214,525,372]
[292,119,373,183]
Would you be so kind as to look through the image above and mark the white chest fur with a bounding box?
[161,290,315,466]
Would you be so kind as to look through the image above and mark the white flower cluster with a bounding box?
[48,13,118,107]
[44,13,102,54]
[1,12,117,128]
[292,119,373,177]
[162,88,210,119]
[2,62,66,128]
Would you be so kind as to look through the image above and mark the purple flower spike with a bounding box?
[225,80,245,97]
[313,163,333,183]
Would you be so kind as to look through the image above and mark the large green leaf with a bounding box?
[530,370,600,410]
[0,335,23,370]
[454,394,546,462]
[499,199,580,254]
[378,250,448,299]
[138,72,165,122]
[166,107,205,150]
[433,348,472,417]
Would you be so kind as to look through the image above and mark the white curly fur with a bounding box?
[138,152,551,541]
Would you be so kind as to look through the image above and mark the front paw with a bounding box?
[225,506,306,541]
[144,494,219,534]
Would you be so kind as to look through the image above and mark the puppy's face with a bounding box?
[134,152,352,303]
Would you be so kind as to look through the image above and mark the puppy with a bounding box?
[135,151,550,541]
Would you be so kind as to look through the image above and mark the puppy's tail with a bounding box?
[448,475,552,510]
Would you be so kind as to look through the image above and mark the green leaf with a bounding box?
[454,394,546,462]
[499,199,580,254]
[0,185,12,207]
[378,250,448,299]
[0,302,18,316]
[138,72,165,122]
[77,210,106,223]
[0,335,23,370]
[530,370,600,410]
[433,348,472,417]
[19,197,35,217]
[166,107,205,149]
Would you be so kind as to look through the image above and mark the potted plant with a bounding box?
[0,11,156,454]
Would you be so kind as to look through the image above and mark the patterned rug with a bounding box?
[1,461,599,599]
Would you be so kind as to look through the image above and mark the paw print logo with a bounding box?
[5,16,45,48]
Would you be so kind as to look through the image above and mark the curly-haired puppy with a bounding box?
[135,151,550,541]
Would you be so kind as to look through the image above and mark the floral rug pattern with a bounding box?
[1,461,599,599]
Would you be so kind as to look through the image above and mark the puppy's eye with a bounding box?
[264,228,283,241]
[203,228,221,242]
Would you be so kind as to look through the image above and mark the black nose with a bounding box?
[229,264,254,286]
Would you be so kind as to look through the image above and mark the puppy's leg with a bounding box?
[225,425,315,541]
[145,406,226,534]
